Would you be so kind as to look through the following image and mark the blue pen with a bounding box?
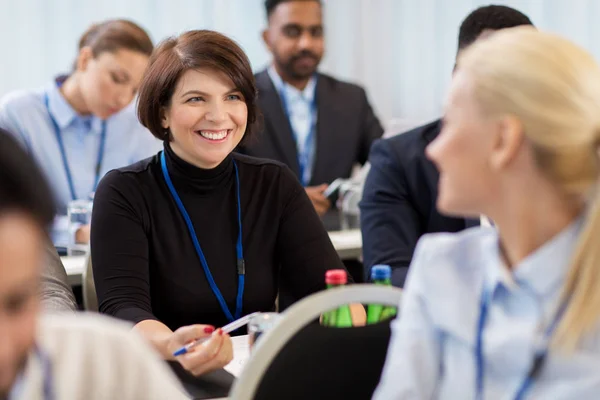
[173,312,260,357]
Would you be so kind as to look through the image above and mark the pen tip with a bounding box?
[173,348,187,357]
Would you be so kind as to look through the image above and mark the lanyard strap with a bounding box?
[475,288,490,400]
[34,347,54,400]
[475,287,568,400]
[277,82,317,187]
[160,151,244,322]
[44,93,107,201]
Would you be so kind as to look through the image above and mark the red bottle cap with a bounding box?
[325,269,347,285]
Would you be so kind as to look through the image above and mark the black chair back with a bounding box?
[253,320,393,400]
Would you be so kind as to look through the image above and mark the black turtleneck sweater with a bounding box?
[91,144,345,331]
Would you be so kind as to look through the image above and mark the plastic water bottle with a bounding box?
[367,265,397,324]
[322,269,353,328]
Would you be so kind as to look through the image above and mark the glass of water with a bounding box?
[67,199,93,256]
[248,312,281,351]
[338,182,362,230]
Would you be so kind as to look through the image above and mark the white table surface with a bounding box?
[328,229,362,260]
[61,229,362,286]
[61,255,87,286]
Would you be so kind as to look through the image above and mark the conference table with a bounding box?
[61,229,363,286]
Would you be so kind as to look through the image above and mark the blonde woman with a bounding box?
[374,27,600,399]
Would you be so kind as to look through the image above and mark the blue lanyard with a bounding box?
[475,286,568,400]
[19,347,53,400]
[44,93,107,201]
[277,81,317,187]
[160,151,244,322]
[37,347,54,400]
[11,347,53,400]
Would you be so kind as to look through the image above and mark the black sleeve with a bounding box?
[359,139,423,287]
[358,88,384,166]
[91,170,158,324]
[276,166,347,298]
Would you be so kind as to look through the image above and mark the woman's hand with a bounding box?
[168,325,234,376]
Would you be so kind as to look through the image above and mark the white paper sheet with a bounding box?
[224,335,251,377]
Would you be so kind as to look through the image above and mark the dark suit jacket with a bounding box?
[240,70,384,229]
[359,120,477,287]
[244,69,383,184]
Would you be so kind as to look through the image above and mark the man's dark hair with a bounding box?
[0,129,55,228]
[458,5,533,50]
[265,0,322,18]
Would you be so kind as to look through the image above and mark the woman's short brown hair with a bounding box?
[137,30,259,145]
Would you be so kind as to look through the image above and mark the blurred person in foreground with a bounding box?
[375,27,600,399]
[0,129,187,399]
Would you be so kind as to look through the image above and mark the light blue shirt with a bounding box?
[8,372,24,400]
[0,79,162,247]
[374,216,600,399]
[268,66,317,186]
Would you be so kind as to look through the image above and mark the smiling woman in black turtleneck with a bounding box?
[90,30,353,377]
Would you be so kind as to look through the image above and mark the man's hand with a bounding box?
[305,184,331,217]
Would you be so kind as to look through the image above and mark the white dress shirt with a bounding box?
[267,66,317,186]
[10,313,188,399]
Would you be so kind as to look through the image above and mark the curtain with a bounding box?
[0,0,598,130]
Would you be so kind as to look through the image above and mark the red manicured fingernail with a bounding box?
[204,326,215,334]
[219,328,224,336]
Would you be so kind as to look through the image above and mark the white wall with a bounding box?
[1,0,599,128]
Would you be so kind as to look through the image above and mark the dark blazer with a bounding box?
[241,69,384,187]
[359,120,478,287]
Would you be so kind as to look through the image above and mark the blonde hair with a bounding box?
[457,27,600,350]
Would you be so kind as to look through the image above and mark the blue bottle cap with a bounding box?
[371,264,391,281]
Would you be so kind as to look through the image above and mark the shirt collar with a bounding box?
[45,77,102,133]
[267,65,317,104]
[482,231,516,294]
[486,214,585,298]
